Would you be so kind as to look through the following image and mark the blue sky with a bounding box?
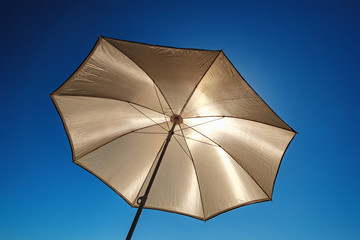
[1,0,359,239]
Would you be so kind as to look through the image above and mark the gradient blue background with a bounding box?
[1,0,359,239]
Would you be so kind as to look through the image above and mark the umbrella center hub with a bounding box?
[170,114,183,124]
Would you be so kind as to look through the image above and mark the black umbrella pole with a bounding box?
[126,120,178,240]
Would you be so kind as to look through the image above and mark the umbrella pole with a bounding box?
[126,119,178,240]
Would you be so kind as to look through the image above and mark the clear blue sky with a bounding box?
[1,0,359,239]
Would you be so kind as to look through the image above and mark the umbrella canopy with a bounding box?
[51,36,295,225]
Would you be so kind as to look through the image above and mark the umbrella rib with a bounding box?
[184,115,296,133]
[174,132,218,147]
[173,135,192,160]
[179,117,224,131]
[153,84,170,129]
[75,121,168,161]
[181,136,218,147]
[179,50,222,116]
[104,38,175,117]
[177,124,206,219]
[174,132,217,146]
[57,94,171,133]
[129,103,169,132]
[55,94,166,117]
[183,123,272,200]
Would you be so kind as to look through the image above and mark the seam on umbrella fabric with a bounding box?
[178,123,206,219]
[103,37,175,117]
[179,50,222,116]
[153,83,170,130]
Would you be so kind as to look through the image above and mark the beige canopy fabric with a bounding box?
[51,36,296,221]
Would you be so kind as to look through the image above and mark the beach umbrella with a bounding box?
[51,36,296,239]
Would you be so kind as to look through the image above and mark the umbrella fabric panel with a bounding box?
[181,52,293,131]
[185,135,269,220]
[186,117,295,197]
[53,38,170,115]
[52,95,167,160]
[104,37,220,114]
[135,128,204,219]
[76,132,167,204]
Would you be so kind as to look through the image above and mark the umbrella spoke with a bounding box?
[175,128,218,147]
[129,102,169,132]
[75,122,169,161]
[173,135,192,160]
[181,116,224,130]
[180,136,219,147]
